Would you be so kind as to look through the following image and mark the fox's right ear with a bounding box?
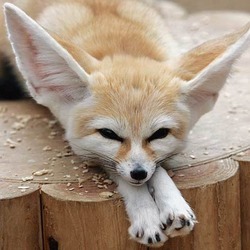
[4,4,98,109]
[169,24,250,128]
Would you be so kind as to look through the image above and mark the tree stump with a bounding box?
[0,182,41,250]
[235,152,250,250]
[0,100,248,250]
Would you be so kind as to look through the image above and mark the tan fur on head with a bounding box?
[73,55,189,140]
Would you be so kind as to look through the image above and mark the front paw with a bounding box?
[129,210,167,247]
[158,196,197,238]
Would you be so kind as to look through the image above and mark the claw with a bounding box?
[161,223,167,230]
[175,218,186,230]
[167,218,173,226]
[148,237,153,244]
[155,233,161,242]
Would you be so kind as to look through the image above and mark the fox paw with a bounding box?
[129,212,167,247]
[158,196,197,238]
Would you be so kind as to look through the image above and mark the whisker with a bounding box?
[70,142,120,165]
[69,142,120,175]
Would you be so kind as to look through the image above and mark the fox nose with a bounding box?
[130,165,147,181]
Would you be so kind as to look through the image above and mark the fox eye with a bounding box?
[98,128,124,142]
[147,128,170,142]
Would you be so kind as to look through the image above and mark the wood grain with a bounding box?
[40,159,240,250]
[234,151,250,250]
[0,182,42,250]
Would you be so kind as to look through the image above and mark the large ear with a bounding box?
[170,24,250,128]
[4,4,97,110]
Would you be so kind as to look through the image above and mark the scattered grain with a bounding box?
[82,169,89,174]
[236,152,245,157]
[99,192,114,199]
[22,176,34,182]
[43,145,52,151]
[103,179,113,185]
[33,169,53,176]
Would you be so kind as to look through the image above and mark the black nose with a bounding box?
[130,166,147,181]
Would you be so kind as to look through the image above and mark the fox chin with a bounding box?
[1,0,249,247]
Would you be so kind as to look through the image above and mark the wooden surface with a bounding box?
[0,100,246,249]
[160,4,250,169]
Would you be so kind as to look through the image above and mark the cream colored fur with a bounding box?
[2,0,250,247]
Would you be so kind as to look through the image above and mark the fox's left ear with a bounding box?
[170,24,250,128]
[4,3,98,118]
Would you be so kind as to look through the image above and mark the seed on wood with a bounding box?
[99,192,114,199]
[63,152,73,157]
[189,154,196,159]
[68,187,75,191]
[48,120,57,128]
[177,174,185,177]
[56,153,63,158]
[22,176,34,182]
[63,175,71,178]
[236,152,245,157]
[12,122,25,130]
[82,169,89,174]
[18,186,30,189]
[78,178,86,185]
[66,183,71,187]
[103,179,113,185]
[43,145,52,151]
[33,169,53,176]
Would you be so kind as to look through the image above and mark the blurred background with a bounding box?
[171,0,250,12]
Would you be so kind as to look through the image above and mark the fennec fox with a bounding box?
[1,0,250,247]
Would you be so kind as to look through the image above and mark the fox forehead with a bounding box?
[72,57,189,140]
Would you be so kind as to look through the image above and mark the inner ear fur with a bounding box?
[173,24,250,81]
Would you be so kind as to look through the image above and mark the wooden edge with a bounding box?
[40,158,240,250]
[0,181,42,250]
[173,157,239,189]
[234,150,250,250]
[0,180,40,199]
[157,158,241,250]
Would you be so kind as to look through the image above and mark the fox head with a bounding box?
[4,4,250,185]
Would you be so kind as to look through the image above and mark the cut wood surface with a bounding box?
[0,100,246,249]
